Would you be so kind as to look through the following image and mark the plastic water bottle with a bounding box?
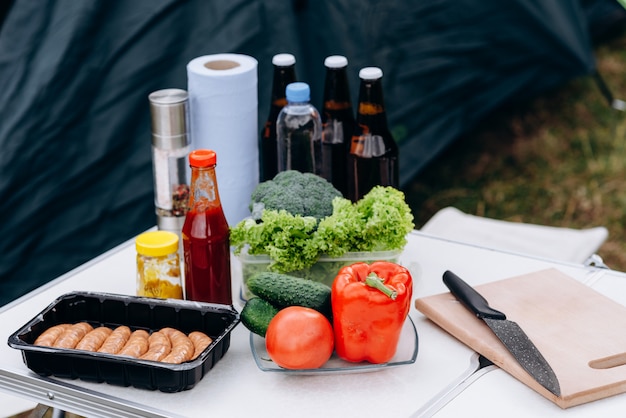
[276,82,322,175]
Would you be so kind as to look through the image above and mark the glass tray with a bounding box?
[250,316,418,375]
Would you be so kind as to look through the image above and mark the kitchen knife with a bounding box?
[442,270,561,397]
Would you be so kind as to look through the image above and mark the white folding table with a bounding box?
[1,230,625,417]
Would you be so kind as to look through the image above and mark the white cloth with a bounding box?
[420,207,608,264]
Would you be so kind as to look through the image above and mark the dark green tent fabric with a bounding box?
[0,0,622,305]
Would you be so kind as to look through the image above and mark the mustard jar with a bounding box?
[135,230,183,299]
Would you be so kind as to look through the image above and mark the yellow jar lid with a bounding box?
[136,231,179,257]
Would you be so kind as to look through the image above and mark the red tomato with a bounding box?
[265,306,334,369]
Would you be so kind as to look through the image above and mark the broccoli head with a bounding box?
[250,170,342,220]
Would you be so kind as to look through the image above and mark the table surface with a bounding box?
[1,230,625,418]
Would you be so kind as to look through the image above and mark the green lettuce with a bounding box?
[230,186,414,273]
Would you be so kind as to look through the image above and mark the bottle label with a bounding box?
[194,175,216,201]
[351,133,386,158]
[273,98,288,107]
[325,100,352,111]
[322,119,344,144]
[262,120,272,139]
[358,102,384,115]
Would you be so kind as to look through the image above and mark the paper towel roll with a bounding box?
[187,53,259,226]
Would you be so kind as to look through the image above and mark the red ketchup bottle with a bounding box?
[182,149,232,305]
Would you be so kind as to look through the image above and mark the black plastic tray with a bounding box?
[7,291,240,392]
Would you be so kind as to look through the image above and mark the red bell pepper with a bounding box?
[331,261,413,364]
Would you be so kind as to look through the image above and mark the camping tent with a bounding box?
[0,0,623,305]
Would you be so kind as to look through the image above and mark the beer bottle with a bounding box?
[347,67,398,202]
[260,53,297,181]
[321,55,355,196]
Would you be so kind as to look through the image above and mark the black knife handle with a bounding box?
[443,270,506,320]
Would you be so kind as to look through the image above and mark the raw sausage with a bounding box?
[98,325,131,354]
[139,331,172,362]
[160,327,194,364]
[32,323,211,364]
[75,326,112,352]
[189,331,213,360]
[118,329,150,358]
[34,324,70,347]
[53,322,94,349]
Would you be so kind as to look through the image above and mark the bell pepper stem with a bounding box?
[365,272,398,300]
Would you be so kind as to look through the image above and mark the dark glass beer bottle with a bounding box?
[260,53,297,181]
[321,55,355,196]
[347,67,398,202]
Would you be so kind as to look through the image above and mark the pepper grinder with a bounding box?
[148,88,191,239]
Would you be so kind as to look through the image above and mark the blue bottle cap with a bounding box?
[286,82,310,102]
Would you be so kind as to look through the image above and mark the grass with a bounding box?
[404,31,626,271]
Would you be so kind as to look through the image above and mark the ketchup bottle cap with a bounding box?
[189,149,217,167]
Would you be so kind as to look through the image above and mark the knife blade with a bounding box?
[442,270,561,397]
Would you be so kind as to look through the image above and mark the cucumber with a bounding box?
[240,297,280,337]
[247,272,332,318]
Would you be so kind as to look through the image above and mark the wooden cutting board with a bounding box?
[414,268,626,409]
